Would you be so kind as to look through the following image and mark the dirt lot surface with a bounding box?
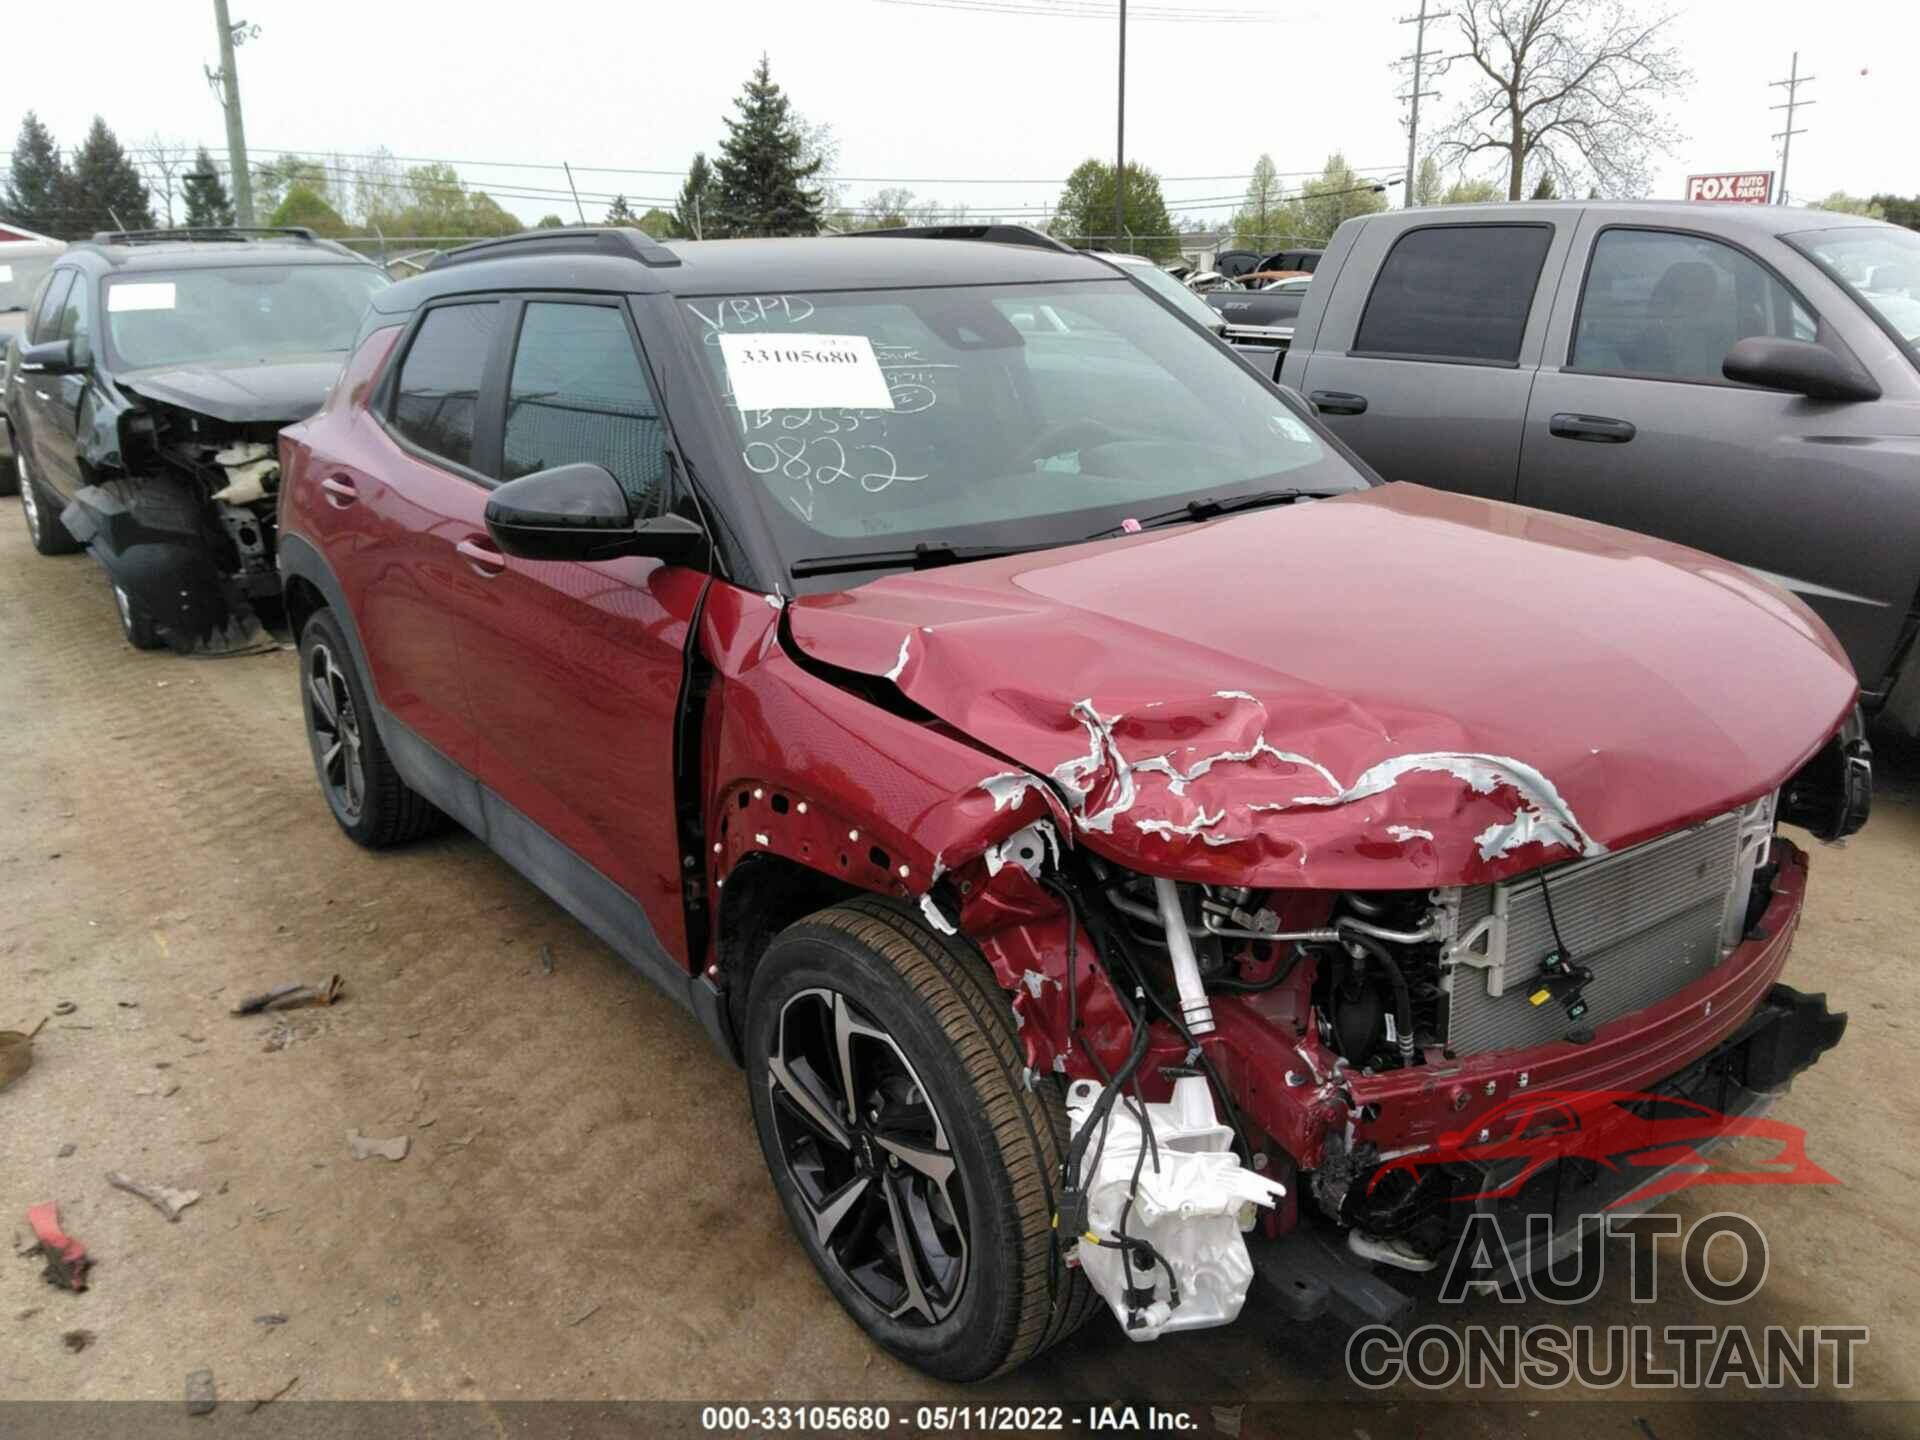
[4,500,1918,1436]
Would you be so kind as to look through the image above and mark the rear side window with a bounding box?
[502,302,666,510]
[31,271,73,343]
[390,303,499,471]
[1352,225,1554,364]
[1570,228,1816,382]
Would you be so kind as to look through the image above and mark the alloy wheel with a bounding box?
[765,987,970,1325]
[306,640,366,820]
[18,458,41,544]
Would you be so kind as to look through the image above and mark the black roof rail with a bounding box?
[427,226,681,271]
[840,223,1080,254]
[89,225,320,245]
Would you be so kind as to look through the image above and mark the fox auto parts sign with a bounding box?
[1686,171,1775,204]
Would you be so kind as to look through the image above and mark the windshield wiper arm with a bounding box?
[790,540,1057,579]
[1085,487,1332,540]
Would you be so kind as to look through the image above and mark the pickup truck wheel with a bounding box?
[745,896,1096,1381]
[18,451,79,556]
[112,581,163,650]
[298,608,442,848]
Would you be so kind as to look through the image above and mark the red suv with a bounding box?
[279,227,1859,1379]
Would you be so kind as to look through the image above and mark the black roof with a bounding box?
[371,231,1114,315]
[61,228,374,273]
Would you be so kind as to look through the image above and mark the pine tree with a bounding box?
[674,152,720,240]
[63,117,155,237]
[181,147,234,227]
[605,194,636,224]
[712,57,823,237]
[1530,173,1557,200]
[3,112,68,235]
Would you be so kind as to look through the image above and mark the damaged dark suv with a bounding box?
[3,227,387,652]
[280,228,1862,1381]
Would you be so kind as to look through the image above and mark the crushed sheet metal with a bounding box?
[919,893,957,936]
[883,634,911,682]
[1386,825,1435,843]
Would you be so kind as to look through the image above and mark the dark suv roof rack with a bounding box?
[428,226,681,271]
[840,223,1078,254]
[90,225,322,245]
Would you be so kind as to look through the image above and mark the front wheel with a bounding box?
[18,450,79,556]
[112,581,163,650]
[745,897,1096,1381]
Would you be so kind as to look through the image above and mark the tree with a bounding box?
[1231,154,1288,246]
[711,56,825,236]
[1293,153,1389,241]
[536,214,568,229]
[1443,177,1505,203]
[138,135,192,227]
[861,186,916,229]
[1438,0,1690,201]
[1813,192,1885,220]
[1049,159,1178,258]
[350,146,406,229]
[385,163,519,238]
[63,117,155,237]
[674,152,721,240]
[1871,195,1920,231]
[3,112,67,234]
[606,194,637,224]
[1412,154,1446,208]
[1530,172,1557,199]
[638,207,676,238]
[269,184,349,237]
[181,148,234,227]
[251,155,332,216]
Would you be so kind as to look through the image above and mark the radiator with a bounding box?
[1442,799,1774,1057]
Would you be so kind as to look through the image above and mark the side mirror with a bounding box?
[1723,336,1881,403]
[483,462,709,565]
[19,339,75,374]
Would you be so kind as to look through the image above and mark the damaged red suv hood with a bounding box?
[784,484,1857,890]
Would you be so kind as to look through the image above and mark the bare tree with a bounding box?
[1436,0,1690,201]
[139,135,192,226]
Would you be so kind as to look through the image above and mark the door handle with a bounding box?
[1549,413,1636,444]
[319,475,359,506]
[1309,389,1368,416]
[456,538,507,576]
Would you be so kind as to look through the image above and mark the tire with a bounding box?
[0,424,16,497]
[745,896,1097,1381]
[111,579,164,650]
[17,448,79,556]
[297,607,442,848]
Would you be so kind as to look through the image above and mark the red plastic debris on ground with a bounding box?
[26,1202,91,1291]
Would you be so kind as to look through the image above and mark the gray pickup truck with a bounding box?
[1279,200,1920,734]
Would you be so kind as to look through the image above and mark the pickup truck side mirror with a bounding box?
[1723,336,1881,403]
[484,462,710,566]
[18,339,75,374]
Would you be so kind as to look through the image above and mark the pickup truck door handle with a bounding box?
[1309,390,1368,416]
[456,538,507,576]
[319,475,359,505]
[1549,412,1636,444]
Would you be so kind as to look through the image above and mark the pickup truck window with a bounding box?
[1351,224,1552,365]
[1570,228,1814,382]
[1785,225,1920,360]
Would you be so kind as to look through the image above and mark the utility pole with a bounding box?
[1769,51,1814,205]
[207,0,256,224]
[1113,0,1127,247]
[1397,0,1447,207]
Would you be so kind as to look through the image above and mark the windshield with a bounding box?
[103,264,389,370]
[1785,226,1920,357]
[0,252,59,314]
[682,279,1368,581]
[1119,260,1227,331]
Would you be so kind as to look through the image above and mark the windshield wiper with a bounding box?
[1084,487,1333,540]
[791,540,1058,579]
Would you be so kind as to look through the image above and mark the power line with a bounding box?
[1769,50,1815,206]
[870,0,1278,19]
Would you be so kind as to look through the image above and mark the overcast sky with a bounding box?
[5,0,1913,232]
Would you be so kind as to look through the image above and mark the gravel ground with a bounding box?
[2,497,1916,1437]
